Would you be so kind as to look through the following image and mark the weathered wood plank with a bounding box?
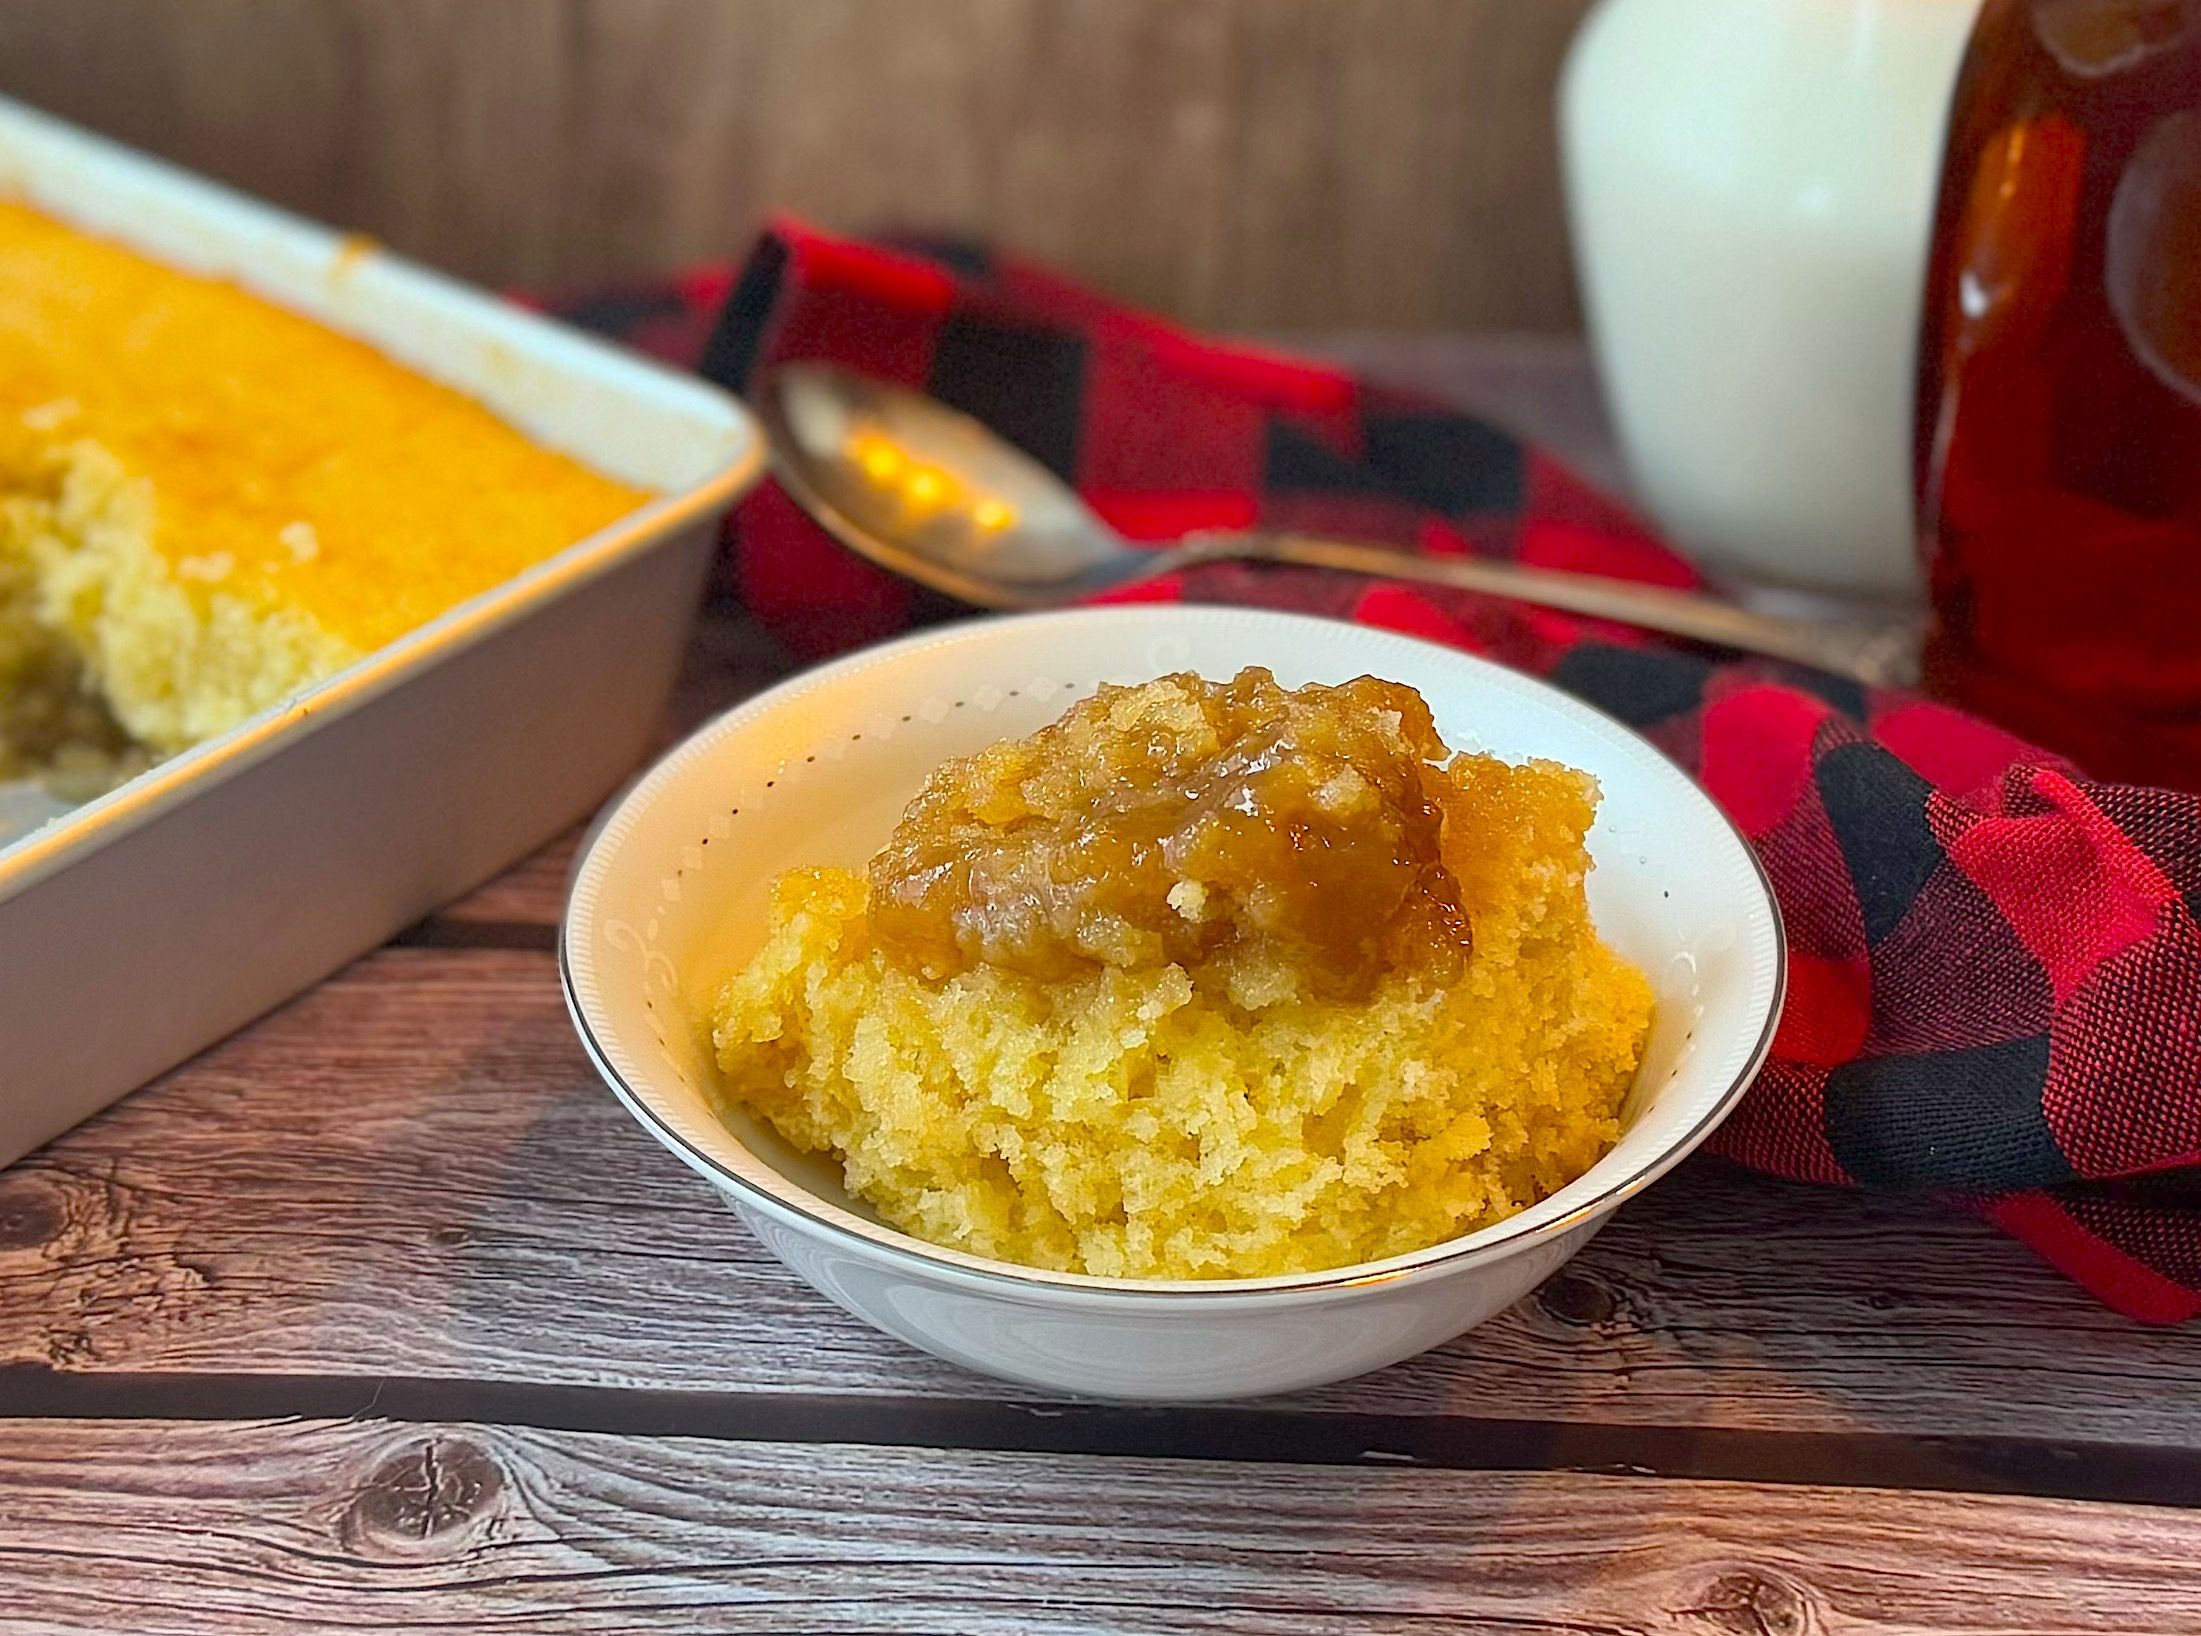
[0,1418,2195,1635]
[0,0,1594,331]
[3,948,2197,1457]
[1216,1,1588,336]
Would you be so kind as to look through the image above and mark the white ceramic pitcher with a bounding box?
[1561,0,1984,603]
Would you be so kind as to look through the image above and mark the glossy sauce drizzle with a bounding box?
[866,667,1474,997]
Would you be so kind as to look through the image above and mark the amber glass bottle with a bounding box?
[1917,0,2201,787]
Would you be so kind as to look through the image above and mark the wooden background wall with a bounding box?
[0,0,1595,331]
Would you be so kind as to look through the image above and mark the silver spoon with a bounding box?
[757,363,1923,687]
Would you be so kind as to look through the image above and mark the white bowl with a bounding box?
[562,607,1784,1400]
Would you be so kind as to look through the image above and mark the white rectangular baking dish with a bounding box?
[0,97,764,1165]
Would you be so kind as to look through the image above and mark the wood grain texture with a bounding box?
[0,0,1595,330]
[4,946,2199,1459]
[2,1419,2197,1636]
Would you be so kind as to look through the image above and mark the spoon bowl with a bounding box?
[759,364,1146,605]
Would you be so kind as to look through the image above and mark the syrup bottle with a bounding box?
[1917,0,2201,787]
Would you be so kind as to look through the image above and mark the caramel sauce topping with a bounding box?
[866,667,1473,996]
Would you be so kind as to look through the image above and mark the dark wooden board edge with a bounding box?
[7,1366,2200,1512]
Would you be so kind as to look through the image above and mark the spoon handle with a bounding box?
[1198,531,1924,688]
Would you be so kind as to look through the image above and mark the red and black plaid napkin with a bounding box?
[550,220,2201,1324]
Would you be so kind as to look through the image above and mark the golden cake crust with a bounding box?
[0,200,647,756]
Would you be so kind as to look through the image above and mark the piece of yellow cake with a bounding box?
[709,669,1654,1281]
[0,200,647,769]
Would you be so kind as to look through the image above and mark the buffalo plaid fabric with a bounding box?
[549,219,2201,1323]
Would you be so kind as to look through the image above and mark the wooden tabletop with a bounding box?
[6,341,2201,1634]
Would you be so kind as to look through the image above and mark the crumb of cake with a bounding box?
[20,398,76,432]
[278,521,321,564]
[707,668,1655,1281]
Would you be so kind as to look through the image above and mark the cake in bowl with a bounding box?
[0,199,645,781]
[706,665,1654,1281]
